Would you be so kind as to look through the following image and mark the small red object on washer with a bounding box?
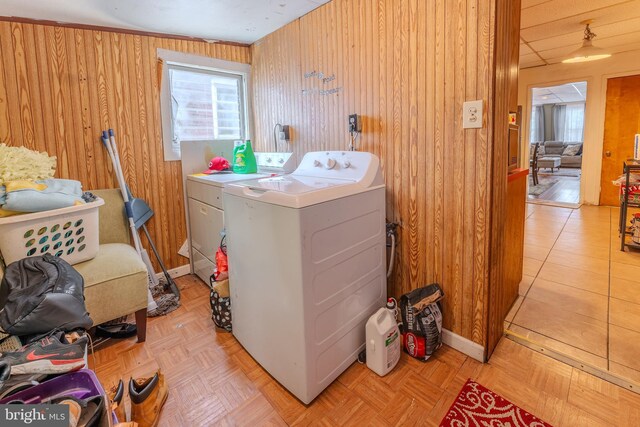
[203,157,231,174]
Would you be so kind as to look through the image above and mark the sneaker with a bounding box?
[129,370,168,427]
[1,333,87,375]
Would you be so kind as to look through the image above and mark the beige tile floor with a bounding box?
[506,203,640,385]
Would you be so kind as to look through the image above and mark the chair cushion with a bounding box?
[74,243,148,325]
[538,157,561,167]
[75,244,146,287]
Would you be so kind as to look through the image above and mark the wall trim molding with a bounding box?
[155,264,191,281]
[442,329,486,362]
[0,16,250,47]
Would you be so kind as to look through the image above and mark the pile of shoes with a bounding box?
[0,330,106,426]
[107,370,169,427]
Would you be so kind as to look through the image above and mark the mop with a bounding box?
[102,130,180,316]
[101,130,158,312]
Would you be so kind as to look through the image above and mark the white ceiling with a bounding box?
[0,0,329,44]
[532,81,587,105]
[520,0,640,69]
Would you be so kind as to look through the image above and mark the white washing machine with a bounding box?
[223,151,386,404]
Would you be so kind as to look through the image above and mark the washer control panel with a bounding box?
[254,152,297,174]
[295,151,381,185]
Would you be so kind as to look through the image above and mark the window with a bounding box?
[529,105,543,143]
[159,50,250,160]
[562,102,585,142]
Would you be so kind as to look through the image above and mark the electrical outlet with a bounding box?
[463,100,483,129]
[278,125,290,140]
[348,114,362,133]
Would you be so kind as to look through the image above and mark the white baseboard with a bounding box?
[441,329,485,362]
[154,264,191,280]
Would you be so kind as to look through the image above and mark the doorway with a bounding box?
[527,82,586,207]
[510,77,640,393]
[599,74,640,206]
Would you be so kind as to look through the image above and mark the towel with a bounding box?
[0,208,19,218]
[3,179,84,213]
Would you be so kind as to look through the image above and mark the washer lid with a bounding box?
[223,175,377,208]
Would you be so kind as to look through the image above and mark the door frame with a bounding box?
[521,77,592,206]
[596,70,640,205]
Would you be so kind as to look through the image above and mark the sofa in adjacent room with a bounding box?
[538,141,583,169]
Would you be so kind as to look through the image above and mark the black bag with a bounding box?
[400,283,444,361]
[0,254,93,335]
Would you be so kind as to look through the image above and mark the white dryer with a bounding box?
[185,151,295,284]
[223,151,387,404]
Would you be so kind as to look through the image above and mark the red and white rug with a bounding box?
[440,379,552,427]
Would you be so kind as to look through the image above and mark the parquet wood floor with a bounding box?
[90,275,640,426]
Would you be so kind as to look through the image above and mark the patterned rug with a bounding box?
[528,175,558,196]
[440,379,552,427]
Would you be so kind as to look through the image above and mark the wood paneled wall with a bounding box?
[252,0,520,348]
[0,20,250,270]
[486,0,522,357]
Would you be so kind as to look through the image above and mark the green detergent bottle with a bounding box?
[232,140,257,174]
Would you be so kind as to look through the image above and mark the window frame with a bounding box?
[158,49,251,161]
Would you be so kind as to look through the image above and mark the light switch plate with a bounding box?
[463,100,483,129]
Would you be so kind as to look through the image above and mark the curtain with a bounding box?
[552,105,566,141]
[529,105,544,143]
[563,102,585,141]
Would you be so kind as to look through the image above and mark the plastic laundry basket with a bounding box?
[0,198,104,266]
